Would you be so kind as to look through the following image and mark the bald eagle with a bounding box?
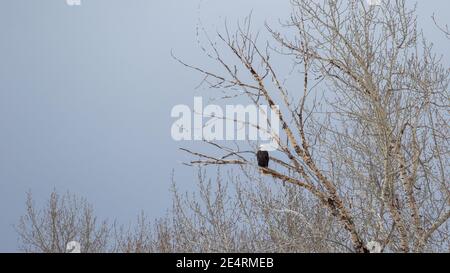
[257,145,269,168]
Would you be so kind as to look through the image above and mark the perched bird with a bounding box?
[257,145,270,168]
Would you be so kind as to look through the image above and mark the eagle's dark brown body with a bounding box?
[256,150,269,168]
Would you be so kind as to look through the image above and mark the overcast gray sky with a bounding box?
[0,0,448,251]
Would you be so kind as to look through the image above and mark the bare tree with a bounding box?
[16,191,110,253]
[176,0,450,253]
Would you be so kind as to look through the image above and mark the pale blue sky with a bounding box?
[0,0,448,251]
